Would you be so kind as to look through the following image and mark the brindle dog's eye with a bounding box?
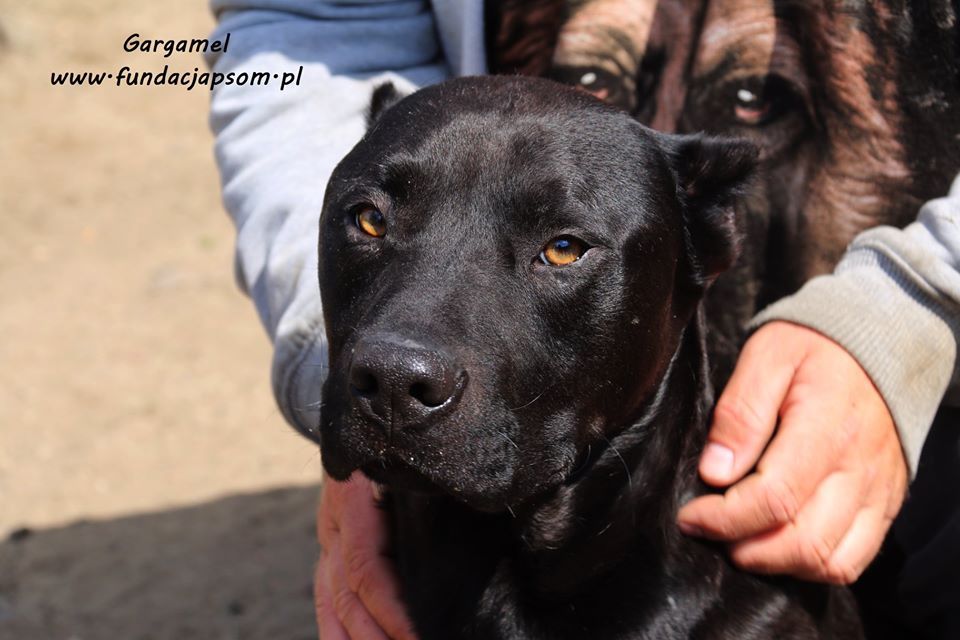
[734,87,769,124]
[355,206,386,238]
[539,236,588,266]
[731,75,799,127]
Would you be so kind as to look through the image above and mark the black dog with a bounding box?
[317,76,862,639]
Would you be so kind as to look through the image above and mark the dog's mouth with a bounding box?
[339,425,539,512]
[321,364,587,511]
[350,436,586,514]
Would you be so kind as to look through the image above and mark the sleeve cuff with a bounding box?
[751,247,957,476]
[271,314,328,442]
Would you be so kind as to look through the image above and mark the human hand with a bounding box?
[677,321,908,584]
[315,472,417,639]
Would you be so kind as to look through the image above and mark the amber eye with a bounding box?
[355,207,386,237]
[539,236,588,266]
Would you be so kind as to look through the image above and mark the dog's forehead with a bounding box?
[386,125,661,236]
[363,76,661,173]
[388,112,595,195]
[357,94,673,234]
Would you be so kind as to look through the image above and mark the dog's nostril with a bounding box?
[409,381,442,407]
[351,370,378,396]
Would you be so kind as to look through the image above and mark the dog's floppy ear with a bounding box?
[367,82,405,127]
[665,134,757,286]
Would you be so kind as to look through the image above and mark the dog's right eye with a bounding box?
[355,206,387,238]
[539,236,589,266]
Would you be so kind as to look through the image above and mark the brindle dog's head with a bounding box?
[318,77,754,512]
[493,0,960,375]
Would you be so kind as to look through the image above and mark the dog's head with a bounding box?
[318,76,754,511]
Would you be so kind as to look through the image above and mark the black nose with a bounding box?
[349,334,465,430]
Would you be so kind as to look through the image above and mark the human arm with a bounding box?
[207,2,462,636]
[208,0,451,437]
[678,175,960,582]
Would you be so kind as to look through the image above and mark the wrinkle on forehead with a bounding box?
[694,0,776,76]
[554,0,660,73]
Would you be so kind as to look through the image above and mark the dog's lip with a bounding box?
[361,456,514,513]
[360,456,445,495]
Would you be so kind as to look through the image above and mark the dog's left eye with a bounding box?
[539,236,589,266]
[355,206,387,238]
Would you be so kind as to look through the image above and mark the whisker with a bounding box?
[509,378,559,411]
[602,435,632,491]
[510,390,546,411]
[500,432,520,450]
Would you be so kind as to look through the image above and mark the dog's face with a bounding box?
[318,77,753,511]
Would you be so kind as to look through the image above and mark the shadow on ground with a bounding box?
[0,485,320,640]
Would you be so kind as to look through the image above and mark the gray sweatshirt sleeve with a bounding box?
[207,0,450,437]
[753,175,960,475]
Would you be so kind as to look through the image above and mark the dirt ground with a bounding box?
[0,1,322,638]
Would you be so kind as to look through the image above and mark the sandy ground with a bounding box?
[0,1,323,638]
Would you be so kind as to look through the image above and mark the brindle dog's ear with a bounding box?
[367,82,405,127]
[665,134,757,286]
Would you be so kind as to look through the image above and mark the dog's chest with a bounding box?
[391,496,732,639]
[393,497,858,640]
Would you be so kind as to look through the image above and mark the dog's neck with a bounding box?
[511,312,714,598]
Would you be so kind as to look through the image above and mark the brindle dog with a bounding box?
[490,0,960,381]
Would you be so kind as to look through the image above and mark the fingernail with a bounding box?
[677,521,704,537]
[701,442,734,480]
[370,482,384,501]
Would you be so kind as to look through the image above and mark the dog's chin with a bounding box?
[352,454,538,514]
[322,444,479,502]
[320,417,577,513]
[360,459,446,494]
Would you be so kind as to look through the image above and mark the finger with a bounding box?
[338,478,418,640]
[726,470,865,578]
[680,390,852,539]
[326,537,392,640]
[317,474,415,638]
[315,552,350,640]
[320,473,373,535]
[342,552,416,640]
[703,329,799,486]
[820,504,893,585]
[678,469,802,540]
[337,475,390,555]
[318,481,338,546]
